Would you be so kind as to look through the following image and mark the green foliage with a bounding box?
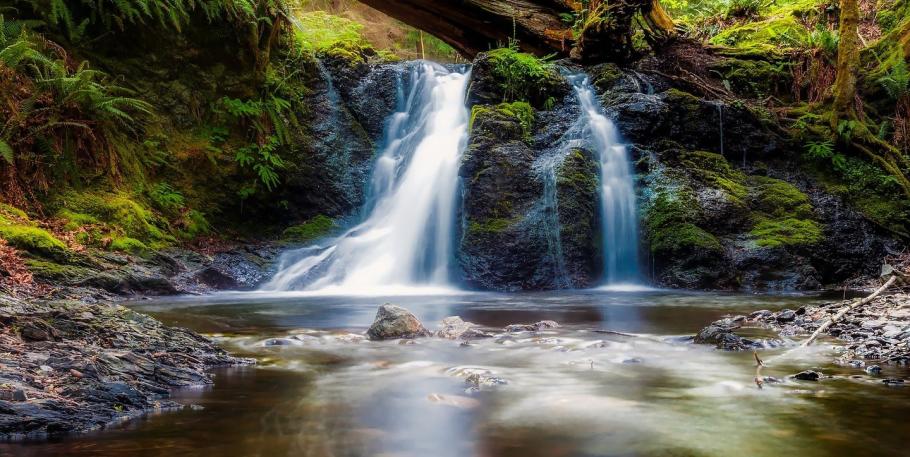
[1,20,154,190]
[14,0,284,36]
[148,183,186,213]
[878,56,910,102]
[282,215,335,242]
[726,0,764,18]
[235,135,285,192]
[292,10,365,53]
[486,44,560,107]
[805,24,839,59]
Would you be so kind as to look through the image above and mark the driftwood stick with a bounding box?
[801,276,897,347]
[753,351,765,389]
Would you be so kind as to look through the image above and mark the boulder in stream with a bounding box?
[366,304,430,340]
[436,316,494,340]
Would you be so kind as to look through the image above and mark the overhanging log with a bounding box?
[357,0,675,62]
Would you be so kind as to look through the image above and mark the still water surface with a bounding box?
[3,289,909,456]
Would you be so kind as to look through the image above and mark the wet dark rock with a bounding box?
[0,295,250,440]
[750,310,772,319]
[793,370,822,381]
[776,310,797,323]
[882,378,906,386]
[865,365,882,376]
[694,316,760,351]
[366,304,430,341]
[504,320,560,333]
[465,372,508,393]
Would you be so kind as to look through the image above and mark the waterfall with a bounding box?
[566,74,640,284]
[262,62,470,293]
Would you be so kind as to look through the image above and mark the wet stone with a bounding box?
[504,320,559,333]
[865,365,882,376]
[793,370,821,381]
[776,310,796,323]
[366,304,430,341]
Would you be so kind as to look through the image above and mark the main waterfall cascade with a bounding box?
[564,74,640,284]
[263,62,470,293]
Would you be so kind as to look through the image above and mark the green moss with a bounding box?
[109,237,150,255]
[678,150,748,202]
[557,149,599,195]
[486,46,562,108]
[709,58,791,98]
[323,41,369,66]
[57,192,172,245]
[750,217,823,248]
[57,209,100,231]
[644,189,722,254]
[710,11,810,52]
[592,63,624,92]
[282,215,336,242]
[178,210,211,240]
[0,203,28,221]
[468,217,514,235]
[470,102,535,139]
[0,223,68,260]
[748,176,814,219]
[24,259,88,282]
[651,222,723,253]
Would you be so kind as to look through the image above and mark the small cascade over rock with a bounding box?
[564,73,640,284]
[263,62,470,293]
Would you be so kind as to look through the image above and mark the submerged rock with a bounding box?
[792,370,822,381]
[504,320,560,333]
[366,304,430,341]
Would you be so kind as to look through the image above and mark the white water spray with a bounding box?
[567,74,640,284]
[262,62,470,293]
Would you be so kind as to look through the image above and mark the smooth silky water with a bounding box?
[3,290,909,457]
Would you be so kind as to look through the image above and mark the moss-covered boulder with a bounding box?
[555,149,603,285]
[468,48,569,110]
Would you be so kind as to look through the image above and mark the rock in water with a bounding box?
[366,304,430,340]
[792,370,822,381]
[436,316,494,340]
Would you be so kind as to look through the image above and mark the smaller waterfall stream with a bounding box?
[566,74,640,284]
[263,62,470,293]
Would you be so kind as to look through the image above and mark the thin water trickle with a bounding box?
[263,62,470,293]
[565,74,640,284]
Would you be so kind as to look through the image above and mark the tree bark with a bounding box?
[832,0,861,122]
[357,0,674,62]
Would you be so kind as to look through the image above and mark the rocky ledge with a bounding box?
[0,295,251,440]
[695,292,910,366]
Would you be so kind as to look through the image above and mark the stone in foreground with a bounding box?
[366,304,430,340]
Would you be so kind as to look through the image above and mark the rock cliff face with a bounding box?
[455,54,903,292]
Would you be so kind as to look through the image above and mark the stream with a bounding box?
[4,289,909,456]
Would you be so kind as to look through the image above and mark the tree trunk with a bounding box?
[358,0,674,62]
[832,0,861,122]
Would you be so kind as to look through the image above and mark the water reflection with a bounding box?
[3,290,909,457]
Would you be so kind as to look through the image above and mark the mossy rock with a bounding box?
[710,14,809,52]
[282,215,336,243]
[748,176,814,220]
[591,63,624,93]
[750,217,823,248]
[25,259,91,283]
[678,150,749,203]
[467,217,517,235]
[475,47,567,109]
[470,102,535,141]
[55,192,173,246]
[109,237,150,255]
[709,57,792,99]
[0,223,68,261]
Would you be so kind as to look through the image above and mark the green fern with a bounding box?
[0,139,13,164]
[878,55,910,102]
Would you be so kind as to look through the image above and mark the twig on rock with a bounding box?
[753,351,765,389]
